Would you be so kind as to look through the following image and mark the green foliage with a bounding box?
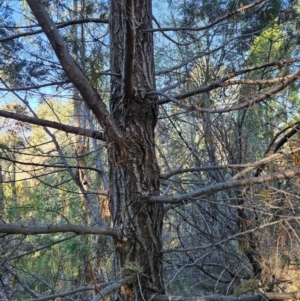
[248,20,287,65]
[11,235,88,300]
[241,1,281,36]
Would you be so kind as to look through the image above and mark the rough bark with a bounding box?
[109,1,165,300]
[25,0,163,299]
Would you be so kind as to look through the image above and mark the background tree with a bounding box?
[1,1,300,301]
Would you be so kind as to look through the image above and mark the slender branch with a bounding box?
[25,283,116,301]
[23,278,129,301]
[266,122,300,155]
[155,58,300,104]
[0,154,105,174]
[155,44,227,76]
[0,71,119,91]
[154,29,269,78]
[0,236,25,267]
[222,74,299,86]
[91,276,133,301]
[0,18,108,43]
[7,86,108,227]
[250,122,300,178]
[0,109,107,141]
[148,0,265,32]
[152,15,189,46]
[0,224,119,237]
[154,69,300,113]
[3,263,39,298]
[160,164,261,179]
[162,215,299,253]
[150,167,300,204]
[0,80,70,91]
[153,291,300,301]
[231,145,300,180]
[159,142,300,181]
[11,234,77,260]
[152,91,188,108]
[26,0,122,142]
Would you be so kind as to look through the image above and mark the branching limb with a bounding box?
[221,74,300,86]
[0,18,109,43]
[160,164,266,180]
[251,121,300,178]
[152,16,189,46]
[0,80,71,91]
[10,235,77,260]
[25,0,122,142]
[150,167,300,204]
[147,0,265,33]
[155,69,300,113]
[91,276,133,301]
[25,287,92,301]
[231,145,300,180]
[162,215,299,253]
[0,224,118,237]
[3,263,39,298]
[0,109,106,141]
[153,292,300,301]
[9,86,108,227]
[155,56,300,102]
[0,153,105,174]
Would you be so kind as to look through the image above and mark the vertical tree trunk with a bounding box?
[109,1,165,300]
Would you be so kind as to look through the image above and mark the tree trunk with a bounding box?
[109,1,165,300]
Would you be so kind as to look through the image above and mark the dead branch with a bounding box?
[153,291,300,301]
[0,224,118,237]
